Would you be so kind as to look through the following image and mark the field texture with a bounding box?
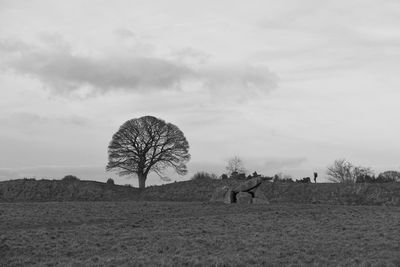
[1,201,400,266]
[1,179,400,206]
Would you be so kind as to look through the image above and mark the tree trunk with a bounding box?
[138,173,146,189]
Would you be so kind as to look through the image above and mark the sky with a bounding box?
[1,0,400,185]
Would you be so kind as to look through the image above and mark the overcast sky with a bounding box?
[1,0,400,185]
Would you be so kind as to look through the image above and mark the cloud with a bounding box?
[0,36,277,97]
[0,39,191,95]
[0,168,19,179]
[171,47,211,66]
[199,64,278,98]
[0,38,32,53]
[263,157,307,170]
[6,112,88,125]
[113,28,136,39]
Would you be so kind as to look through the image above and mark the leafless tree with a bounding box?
[327,159,353,183]
[353,166,374,182]
[226,156,246,175]
[106,116,190,188]
[327,159,373,183]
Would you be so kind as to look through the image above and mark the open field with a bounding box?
[1,201,400,266]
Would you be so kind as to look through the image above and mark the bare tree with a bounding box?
[353,166,374,182]
[226,156,246,175]
[106,116,190,188]
[327,159,353,183]
[327,159,374,183]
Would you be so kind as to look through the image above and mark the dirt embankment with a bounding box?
[1,178,399,205]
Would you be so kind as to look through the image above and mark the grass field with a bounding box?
[1,202,400,266]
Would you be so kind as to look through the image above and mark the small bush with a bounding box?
[378,171,400,182]
[191,172,218,180]
[62,175,80,182]
[106,178,115,185]
[356,172,400,183]
[273,173,293,183]
[220,174,228,180]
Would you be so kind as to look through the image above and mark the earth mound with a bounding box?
[0,178,240,202]
[210,180,400,206]
[1,178,399,206]
[0,179,139,202]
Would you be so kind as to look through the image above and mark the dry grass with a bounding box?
[2,179,400,206]
[1,202,400,266]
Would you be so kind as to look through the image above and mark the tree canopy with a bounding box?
[106,116,190,188]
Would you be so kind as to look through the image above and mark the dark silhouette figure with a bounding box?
[314,172,318,183]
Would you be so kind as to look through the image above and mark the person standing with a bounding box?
[313,172,318,183]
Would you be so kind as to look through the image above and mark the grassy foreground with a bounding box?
[1,201,400,266]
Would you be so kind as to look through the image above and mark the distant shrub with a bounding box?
[124,184,132,187]
[191,172,218,180]
[280,178,295,183]
[378,171,400,182]
[62,175,80,182]
[230,172,246,179]
[220,174,228,180]
[23,177,36,181]
[273,173,293,183]
[106,178,115,185]
[211,173,218,179]
[356,175,376,183]
[356,171,400,183]
[246,171,263,180]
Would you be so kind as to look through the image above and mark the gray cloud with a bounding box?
[200,64,278,96]
[1,112,89,127]
[0,40,191,95]
[264,157,307,170]
[0,38,32,53]
[113,28,136,39]
[0,168,19,179]
[0,36,277,97]
[171,47,211,66]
